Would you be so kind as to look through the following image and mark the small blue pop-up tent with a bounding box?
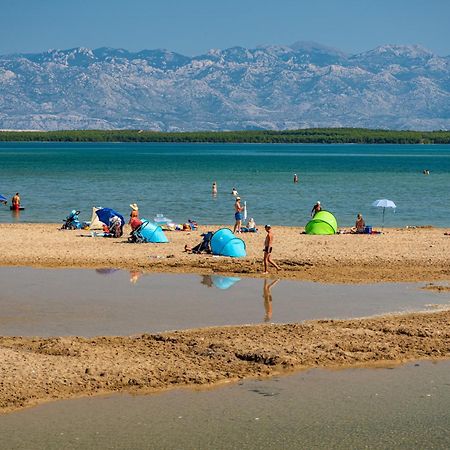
[210,228,246,257]
[135,220,168,243]
[0,194,7,203]
[96,208,125,227]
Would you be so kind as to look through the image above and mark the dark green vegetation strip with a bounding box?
[1,129,449,144]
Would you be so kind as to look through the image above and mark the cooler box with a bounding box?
[364,225,372,234]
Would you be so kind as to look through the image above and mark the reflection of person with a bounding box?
[129,271,142,284]
[12,193,21,210]
[263,278,280,322]
[212,182,218,195]
[200,275,213,287]
[311,201,321,217]
[233,196,243,233]
[263,225,281,274]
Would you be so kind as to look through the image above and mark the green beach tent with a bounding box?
[305,210,338,235]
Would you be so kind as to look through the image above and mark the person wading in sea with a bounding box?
[11,193,21,210]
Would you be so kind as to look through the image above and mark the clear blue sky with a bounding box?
[1,0,449,56]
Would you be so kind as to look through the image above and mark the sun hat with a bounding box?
[265,224,271,228]
[317,201,321,204]
[130,203,139,211]
[236,196,241,200]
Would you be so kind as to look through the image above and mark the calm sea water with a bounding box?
[0,142,449,227]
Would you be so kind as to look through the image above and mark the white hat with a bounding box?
[130,203,139,211]
[317,201,321,204]
[236,196,241,200]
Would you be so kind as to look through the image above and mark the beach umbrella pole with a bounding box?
[382,207,385,230]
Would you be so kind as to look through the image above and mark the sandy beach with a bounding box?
[1,223,450,283]
[1,223,450,414]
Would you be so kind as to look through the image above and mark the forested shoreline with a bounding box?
[0,128,449,144]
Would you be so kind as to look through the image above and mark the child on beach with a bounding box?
[263,225,281,274]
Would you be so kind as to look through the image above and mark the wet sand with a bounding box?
[1,223,450,283]
[1,310,449,413]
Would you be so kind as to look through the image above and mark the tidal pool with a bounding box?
[0,267,448,336]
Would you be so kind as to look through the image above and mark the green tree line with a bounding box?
[0,128,449,144]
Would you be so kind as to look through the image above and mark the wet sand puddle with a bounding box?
[0,267,449,337]
[1,361,449,449]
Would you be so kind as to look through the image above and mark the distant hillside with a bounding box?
[0,42,449,131]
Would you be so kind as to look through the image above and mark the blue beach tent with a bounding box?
[0,194,7,203]
[96,208,125,227]
[135,220,168,243]
[210,228,246,257]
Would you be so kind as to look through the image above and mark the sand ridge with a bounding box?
[1,223,450,283]
[1,310,449,414]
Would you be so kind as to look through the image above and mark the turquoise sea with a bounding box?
[0,142,449,227]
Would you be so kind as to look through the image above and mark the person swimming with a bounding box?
[231,187,238,196]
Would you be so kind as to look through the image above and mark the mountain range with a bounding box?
[1,42,449,131]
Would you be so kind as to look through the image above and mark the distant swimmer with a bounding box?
[11,192,21,210]
[231,187,239,196]
[311,201,321,217]
[293,173,298,183]
[212,181,218,195]
[423,169,430,175]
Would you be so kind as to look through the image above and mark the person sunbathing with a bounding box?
[351,213,365,233]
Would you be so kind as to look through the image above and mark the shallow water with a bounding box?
[0,267,448,337]
[1,361,449,449]
[1,142,450,227]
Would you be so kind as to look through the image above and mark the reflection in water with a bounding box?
[263,279,280,322]
[201,275,241,290]
[129,271,143,284]
[95,268,120,275]
[11,209,21,221]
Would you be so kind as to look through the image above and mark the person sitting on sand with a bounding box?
[129,203,142,231]
[263,225,281,274]
[311,201,321,217]
[351,213,365,233]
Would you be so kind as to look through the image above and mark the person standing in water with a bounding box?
[212,181,218,195]
[233,196,244,233]
[11,193,21,210]
[231,187,238,196]
[293,173,298,183]
[263,225,281,274]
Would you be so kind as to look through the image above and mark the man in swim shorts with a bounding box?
[233,197,243,233]
[263,225,281,274]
